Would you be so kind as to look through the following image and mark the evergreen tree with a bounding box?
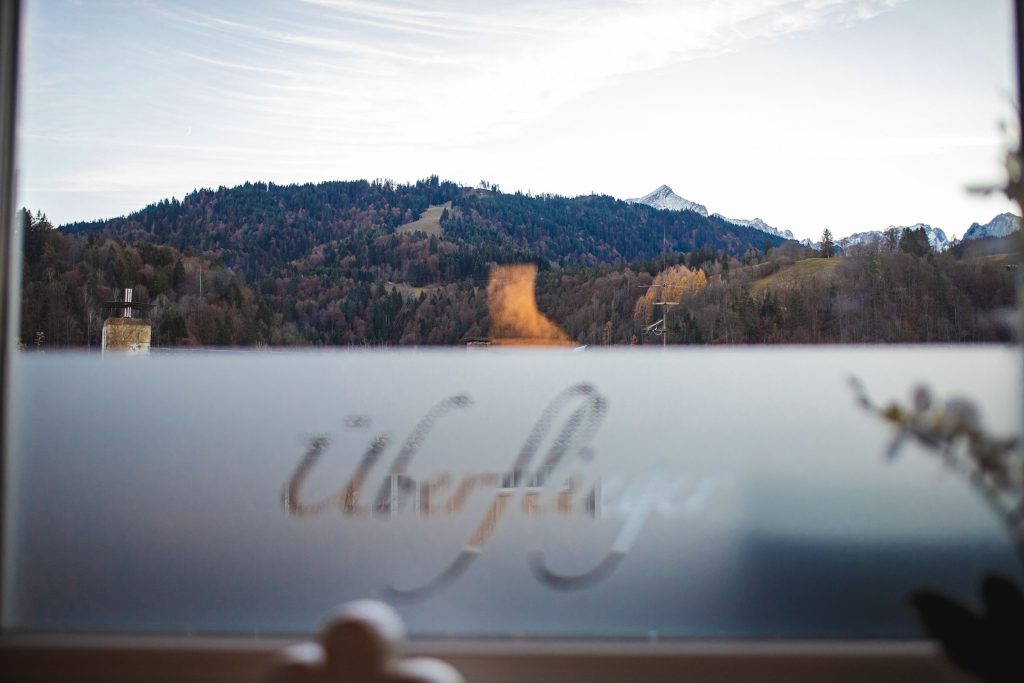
[820,229,835,258]
[899,227,931,257]
[882,227,900,253]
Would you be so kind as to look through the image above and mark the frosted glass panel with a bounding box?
[4,347,1021,637]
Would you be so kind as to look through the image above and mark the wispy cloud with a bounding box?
[149,0,909,151]
[296,0,555,37]
[173,51,304,78]
[32,0,910,154]
[31,0,1018,238]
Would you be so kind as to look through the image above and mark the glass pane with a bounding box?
[4,348,1021,637]
[5,0,1024,648]
[12,0,1021,350]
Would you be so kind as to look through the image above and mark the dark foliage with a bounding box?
[912,575,1024,683]
[444,192,789,266]
[19,209,276,348]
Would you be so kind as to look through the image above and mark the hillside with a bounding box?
[19,210,279,348]
[662,250,1015,344]
[752,257,842,294]
[63,177,787,276]
[43,177,789,347]
[18,175,1017,348]
[397,201,450,237]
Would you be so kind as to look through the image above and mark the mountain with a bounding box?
[44,176,789,347]
[24,178,1018,349]
[63,178,788,276]
[906,224,949,252]
[836,224,949,253]
[837,230,881,252]
[446,190,787,264]
[626,184,1023,254]
[711,214,795,240]
[626,185,709,216]
[832,215,1017,251]
[626,185,799,244]
[927,226,949,251]
[963,213,1021,241]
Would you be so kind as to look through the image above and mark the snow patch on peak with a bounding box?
[626,185,709,216]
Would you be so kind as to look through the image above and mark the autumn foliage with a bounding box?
[633,265,707,322]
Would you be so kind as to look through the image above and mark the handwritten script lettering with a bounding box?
[282,383,723,599]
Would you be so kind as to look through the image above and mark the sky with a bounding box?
[15,0,1021,240]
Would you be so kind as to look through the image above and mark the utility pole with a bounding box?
[641,283,677,348]
[640,220,677,348]
[656,294,677,349]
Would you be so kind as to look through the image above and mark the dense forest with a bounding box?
[62,177,787,272]
[20,210,279,348]
[17,177,1019,349]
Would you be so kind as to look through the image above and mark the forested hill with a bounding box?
[32,175,1013,349]
[63,178,462,282]
[26,176,787,347]
[21,183,1016,348]
[61,176,790,276]
[442,191,789,266]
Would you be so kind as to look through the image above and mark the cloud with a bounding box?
[173,51,303,78]
[150,0,909,150]
[22,0,919,226]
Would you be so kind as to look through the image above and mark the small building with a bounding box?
[101,288,153,355]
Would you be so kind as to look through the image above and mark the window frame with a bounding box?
[0,634,968,683]
[0,1,1019,680]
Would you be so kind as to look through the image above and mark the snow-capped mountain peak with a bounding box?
[626,185,709,216]
[826,223,949,252]
[837,230,882,251]
[626,185,795,239]
[963,213,1021,241]
[712,213,794,240]
[623,185,1016,253]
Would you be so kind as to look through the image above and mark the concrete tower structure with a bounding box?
[101,288,152,354]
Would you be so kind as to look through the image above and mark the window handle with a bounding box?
[267,600,462,683]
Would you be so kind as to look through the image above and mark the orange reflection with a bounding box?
[487,264,571,346]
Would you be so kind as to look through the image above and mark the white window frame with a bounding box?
[0,2,1015,680]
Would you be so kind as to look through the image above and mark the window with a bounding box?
[2,1,1022,680]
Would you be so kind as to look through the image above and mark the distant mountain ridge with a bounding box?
[626,184,1017,252]
[712,214,795,241]
[964,212,1020,241]
[626,185,794,240]
[838,224,949,252]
